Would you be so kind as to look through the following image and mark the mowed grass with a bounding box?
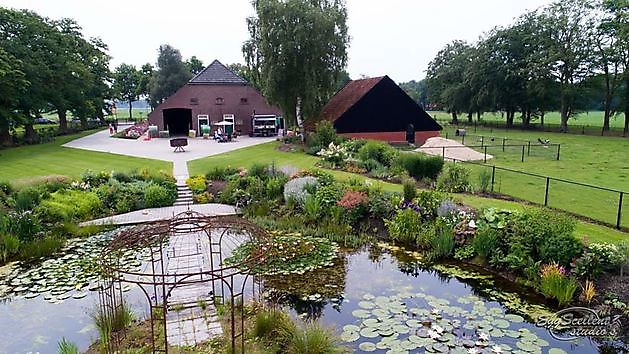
[429,111,627,129]
[188,141,627,244]
[0,129,171,184]
[435,126,629,228]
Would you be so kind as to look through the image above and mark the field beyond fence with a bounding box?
[458,161,628,230]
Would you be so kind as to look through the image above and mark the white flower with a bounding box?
[491,345,502,353]
[427,329,441,339]
[478,332,490,341]
[468,349,480,354]
[468,219,477,228]
[432,325,444,334]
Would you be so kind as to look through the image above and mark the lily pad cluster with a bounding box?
[0,229,143,304]
[224,233,338,276]
[341,291,568,354]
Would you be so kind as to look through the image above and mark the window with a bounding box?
[190,97,199,105]
[240,97,248,105]
[215,97,224,105]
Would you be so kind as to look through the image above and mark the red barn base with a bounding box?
[340,131,440,146]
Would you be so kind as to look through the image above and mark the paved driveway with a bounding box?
[63,128,275,180]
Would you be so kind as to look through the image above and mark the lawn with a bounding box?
[188,141,627,244]
[0,129,171,184]
[429,111,627,129]
[433,126,629,228]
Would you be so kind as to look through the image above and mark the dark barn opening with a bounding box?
[163,108,192,136]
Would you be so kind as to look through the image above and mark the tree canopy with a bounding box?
[242,0,350,127]
[149,45,192,106]
[423,0,628,135]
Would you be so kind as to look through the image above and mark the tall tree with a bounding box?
[541,0,598,132]
[149,45,192,105]
[242,0,350,127]
[0,48,28,146]
[113,63,140,120]
[600,0,629,135]
[426,40,474,124]
[138,63,154,109]
[185,56,204,75]
[228,62,262,90]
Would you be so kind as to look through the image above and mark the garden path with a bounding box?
[62,128,275,182]
[164,227,223,346]
[79,203,237,226]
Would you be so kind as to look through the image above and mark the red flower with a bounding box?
[337,191,368,209]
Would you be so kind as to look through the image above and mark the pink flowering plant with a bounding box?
[337,190,368,224]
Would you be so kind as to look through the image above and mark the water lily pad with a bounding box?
[505,314,525,323]
[343,324,359,333]
[352,309,371,318]
[359,342,376,352]
[548,349,567,354]
[359,301,376,309]
[360,327,380,338]
[494,319,510,329]
[341,331,359,343]
[516,340,540,352]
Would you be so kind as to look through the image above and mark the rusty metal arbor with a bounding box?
[99,211,271,353]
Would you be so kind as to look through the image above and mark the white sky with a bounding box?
[0,0,553,82]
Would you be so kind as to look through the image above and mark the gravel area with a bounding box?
[415,137,493,161]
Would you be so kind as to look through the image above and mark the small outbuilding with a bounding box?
[148,60,281,137]
[307,76,442,144]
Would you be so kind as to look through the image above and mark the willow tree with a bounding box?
[242,0,350,127]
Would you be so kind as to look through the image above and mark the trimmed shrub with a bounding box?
[367,187,397,219]
[402,179,417,202]
[314,183,345,210]
[307,120,338,150]
[437,164,472,193]
[144,183,176,208]
[357,141,398,167]
[398,153,444,180]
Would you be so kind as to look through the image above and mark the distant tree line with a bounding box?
[420,0,628,135]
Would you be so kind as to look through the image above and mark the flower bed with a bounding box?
[113,121,149,139]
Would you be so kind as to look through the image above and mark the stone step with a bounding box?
[176,196,193,202]
[178,191,193,196]
[174,201,193,207]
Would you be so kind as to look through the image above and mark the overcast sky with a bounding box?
[0,0,554,82]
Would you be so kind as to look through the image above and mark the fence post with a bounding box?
[484,146,488,163]
[445,132,448,140]
[556,144,561,161]
[442,146,445,160]
[521,145,525,162]
[462,134,465,145]
[544,177,550,206]
[481,136,484,147]
[502,138,505,152]
[491,165,496,192]
[527,141,531,156]
[617,192,624,230]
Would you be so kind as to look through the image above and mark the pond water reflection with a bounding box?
[269,246,627,354]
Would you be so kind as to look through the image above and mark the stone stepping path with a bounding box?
[165,229,223,346]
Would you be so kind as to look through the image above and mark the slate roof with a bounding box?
[311,76,384,127]
[189,60,248,85]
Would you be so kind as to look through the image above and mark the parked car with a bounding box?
[33,117,56,124]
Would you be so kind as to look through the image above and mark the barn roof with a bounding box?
[189,60,248,85]
[317,76,384,124]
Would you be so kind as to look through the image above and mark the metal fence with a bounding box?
[448,160,628,230]
[436,119,628,137]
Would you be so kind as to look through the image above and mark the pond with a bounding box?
[267,243,627,354]
[0,233,626,353]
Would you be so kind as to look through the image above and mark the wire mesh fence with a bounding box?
[436,119,628,137]
[451,160,628,230]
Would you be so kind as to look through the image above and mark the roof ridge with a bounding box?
[189,59,247,85]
